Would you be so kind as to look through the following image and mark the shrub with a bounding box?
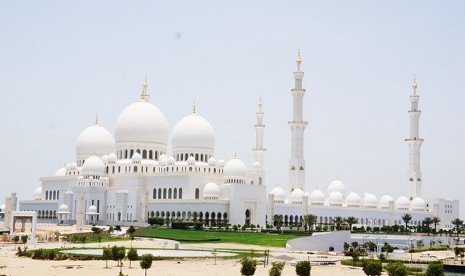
[240,258,257,276]
[269,262,285,276]
[385,262,407,276]
[295,260,311,276]
[147,217,164,226]
[362,259,382,276]
[425,262,444,276]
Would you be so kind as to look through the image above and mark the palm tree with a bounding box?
[452,218,464,237]
[423,217,433,236]
[432,216,441,233]
[303,214,317,233]
[345,216,358,232]
[402,213,412,231]
[333,216,345,231]
[140,253,153,276]
[273,214,283,231]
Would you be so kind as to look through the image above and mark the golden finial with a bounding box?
[296,49,302,65]
[192,101,196,114]
[412,75,417,94]
[95,113,99,125]
[141,76,149,101]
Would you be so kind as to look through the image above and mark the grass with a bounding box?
[135,228,298,247]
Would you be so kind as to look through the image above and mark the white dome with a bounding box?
[223,157,247,178]
[208,157,217,165]
[290,188,305,203]
[101,155,108,164]
[115,101,169,145]
[187,156,195,164]
[253,161,261,169]
[379,195,394,208]
[55,167,66,176]
[172,113,215,150]
[33,186,42,200]
[82,156,105,174]
[132,152,142,163]
[76,124,115,156]
[107,153,117,163]
[328,191,344,206]
[58,204,69,212]
[309,189,325,205]
[203,182,220,199]
[0,204,5,210]
[362,193,378,208]
[328,180,346,194]
[217,159,225,167]
[269,187,286,202]
[87,205,98,213]
[345,192,361,206]
[395,196,410,210]
[410,197,426,211]
[167,156,175,164]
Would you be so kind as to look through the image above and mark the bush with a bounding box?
[363,259,382,276]
[425,262,444,276]
[148,216,165,226]
[295,260,311,276]
[269,262,285,276]
[240,258,257,276]
[385,262,407,276]
[379,253,386,262]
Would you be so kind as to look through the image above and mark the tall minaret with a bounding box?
[253,97,266,166]
[405,76,424,198]
[288,50,308,192]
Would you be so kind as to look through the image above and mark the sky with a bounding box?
[1,1,465,215]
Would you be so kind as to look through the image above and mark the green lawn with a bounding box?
[135,228,298,247]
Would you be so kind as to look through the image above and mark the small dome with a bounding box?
[132,152,142,163]
[309,189,325,205]
[115,101,169,145]
[187,156,195,165]
[223,156,247,178]
[76,124,115,156]
[69,163,77,170]
[328,180,346,195]
[58,204,69,212]
[379,195,394,208]
[107,153,117,163]
[55,167,66,176]
[167,156,175,164]
[208,157,217,165]
[87,205,98,213]
[410,197,426,211]
[0,204,5,210]
[328,191,344,206]
[217,159,225,167]
[82,156,105,174]
[252,161,261,169]
[172,113,215,150]
[362,193,378,208]
[269,187,286,203]
[203,182,220,199]
[395,196,410,210]
[101,155,108,164]
[290,188,305,203]
[345,192,361,207]
[33,186,42,200]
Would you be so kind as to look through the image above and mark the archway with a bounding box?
[245,209,251,227]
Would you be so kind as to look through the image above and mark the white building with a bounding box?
[5,52,459,231]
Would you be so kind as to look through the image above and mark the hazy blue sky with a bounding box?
[1,1,464,215]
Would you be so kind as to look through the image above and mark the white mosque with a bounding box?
[1,52,459,231]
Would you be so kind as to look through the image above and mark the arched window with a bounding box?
[150,211,154,217]
[153,189,156,199]
[195,153,199,161]
[179,188,183,199]
[163,188,167,199]
[45,191,48,200]
[156,211,160,217]
[143,150,147,159]
[173,188,177,199]
[195,188,199,199]
[184,153,188,160]
[134,166,138,172]
[158,188,162,199]
[130,149,134,158]
[149,150,153,159]
[57,191,59,200]
[168,188,172,199]
[155,151,158,160]
[53,191,56,200]
[125,150,128,159]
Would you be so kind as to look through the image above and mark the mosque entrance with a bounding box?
[245,209,251,227]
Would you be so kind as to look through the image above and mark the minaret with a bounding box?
[405,76,424,198]
[253,97,266,166]
[288,50,308,192]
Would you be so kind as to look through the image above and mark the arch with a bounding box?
[130,149,134,157]
[259,177,262,185]
[45,191,48,200]
[117,212,121,221]
[173,188,177,199]
[161,211,165,217]
[168,188,172,199]
[155,151,158,160]
[179,188,183,199]
[217,212,222,223]
[223,212,228,223]
[245,209,251,227]
[195,188,200,199]
[289,215,294,226]
[53,191,56,200]
[195,153,199,161]
[142,150,147,159]
[158,188,162,199]
[156,211,160,217]
[177,211,181,218]
[134,166,138,172]
[150,211,154,217]
[149,150,153,159]
[153,189,156,199]
[163,188,167,199]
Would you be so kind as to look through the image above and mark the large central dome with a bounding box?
[172,113,215,150]
[115,100,169,145]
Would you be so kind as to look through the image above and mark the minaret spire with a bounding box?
[405,75,424,198]
[95,113,99,125]
[252,96,266,185]
[288,50,308,192]
[140,76,150,101]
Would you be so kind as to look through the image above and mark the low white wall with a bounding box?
[286,231,351,252]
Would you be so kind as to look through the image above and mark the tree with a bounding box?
[102,247,113,268]
[385,262,407,276]
[432,216,441,233]
[333,216,344,231]
[240,258,257,276]
[127,226,136,246]
[273,215,283,231]
[401,214,412,231]
[13,235,19,245]
[295,260,311,276]
[108,225,114,234]
[383,242,394,259]
[452,218,463,237]
[115,225,122,232]
[366,241,377,256]
[79,236,87,247]
[112,245,126,267]
[303,214,317,233]
[423,217,433,236]
[140,253,153,276]
[127,247,138,268]
[345,217,358,232]
[269,262,285,276]
[425,263,444,276]
[363,259,382,276]
[91,226,103,235]
[20,235,28,250]
[352,247,361,266]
